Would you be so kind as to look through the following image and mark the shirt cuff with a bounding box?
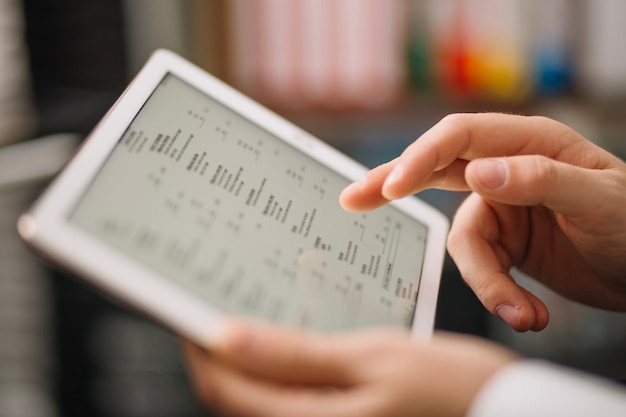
[466,359,626,417]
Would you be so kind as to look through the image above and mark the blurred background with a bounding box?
[1,0,625,416]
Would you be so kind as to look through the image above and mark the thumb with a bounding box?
[465,156,601,217]
[214,319,356,385]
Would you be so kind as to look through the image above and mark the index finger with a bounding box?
[382,113,586,199]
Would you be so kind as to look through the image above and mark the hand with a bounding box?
[183,320,516,417]
[340,113,626,331]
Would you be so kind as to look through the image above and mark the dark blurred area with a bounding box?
[1,1,625,417]
[23,0,128,136]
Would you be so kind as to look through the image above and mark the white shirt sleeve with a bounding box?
[466,360,626,417]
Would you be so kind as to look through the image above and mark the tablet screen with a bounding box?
[69,73,428,330]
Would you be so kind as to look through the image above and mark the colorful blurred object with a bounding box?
[220,0,626,107]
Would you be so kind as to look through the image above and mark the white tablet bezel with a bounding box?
[18,49,449,347]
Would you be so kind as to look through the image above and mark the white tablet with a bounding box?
[18,49,449,347]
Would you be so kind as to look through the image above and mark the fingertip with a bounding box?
[530,315,549,332]
[339,180,391,212]
[338,180,365,212]
[526,291,550,332]
[511,286,549,332]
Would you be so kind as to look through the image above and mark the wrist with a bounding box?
[428,333,518,417]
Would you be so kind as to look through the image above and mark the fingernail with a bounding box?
[343,177,365,194]
[496,304,520,328]
[474,159,507,190]
[382,167,403,199]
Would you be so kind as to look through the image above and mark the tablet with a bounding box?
[18,49,449,347]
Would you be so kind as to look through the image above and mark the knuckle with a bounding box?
[438,113,470,138]
[523,156,558,203]
[440,112,469,126]
[531,156,558,183]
